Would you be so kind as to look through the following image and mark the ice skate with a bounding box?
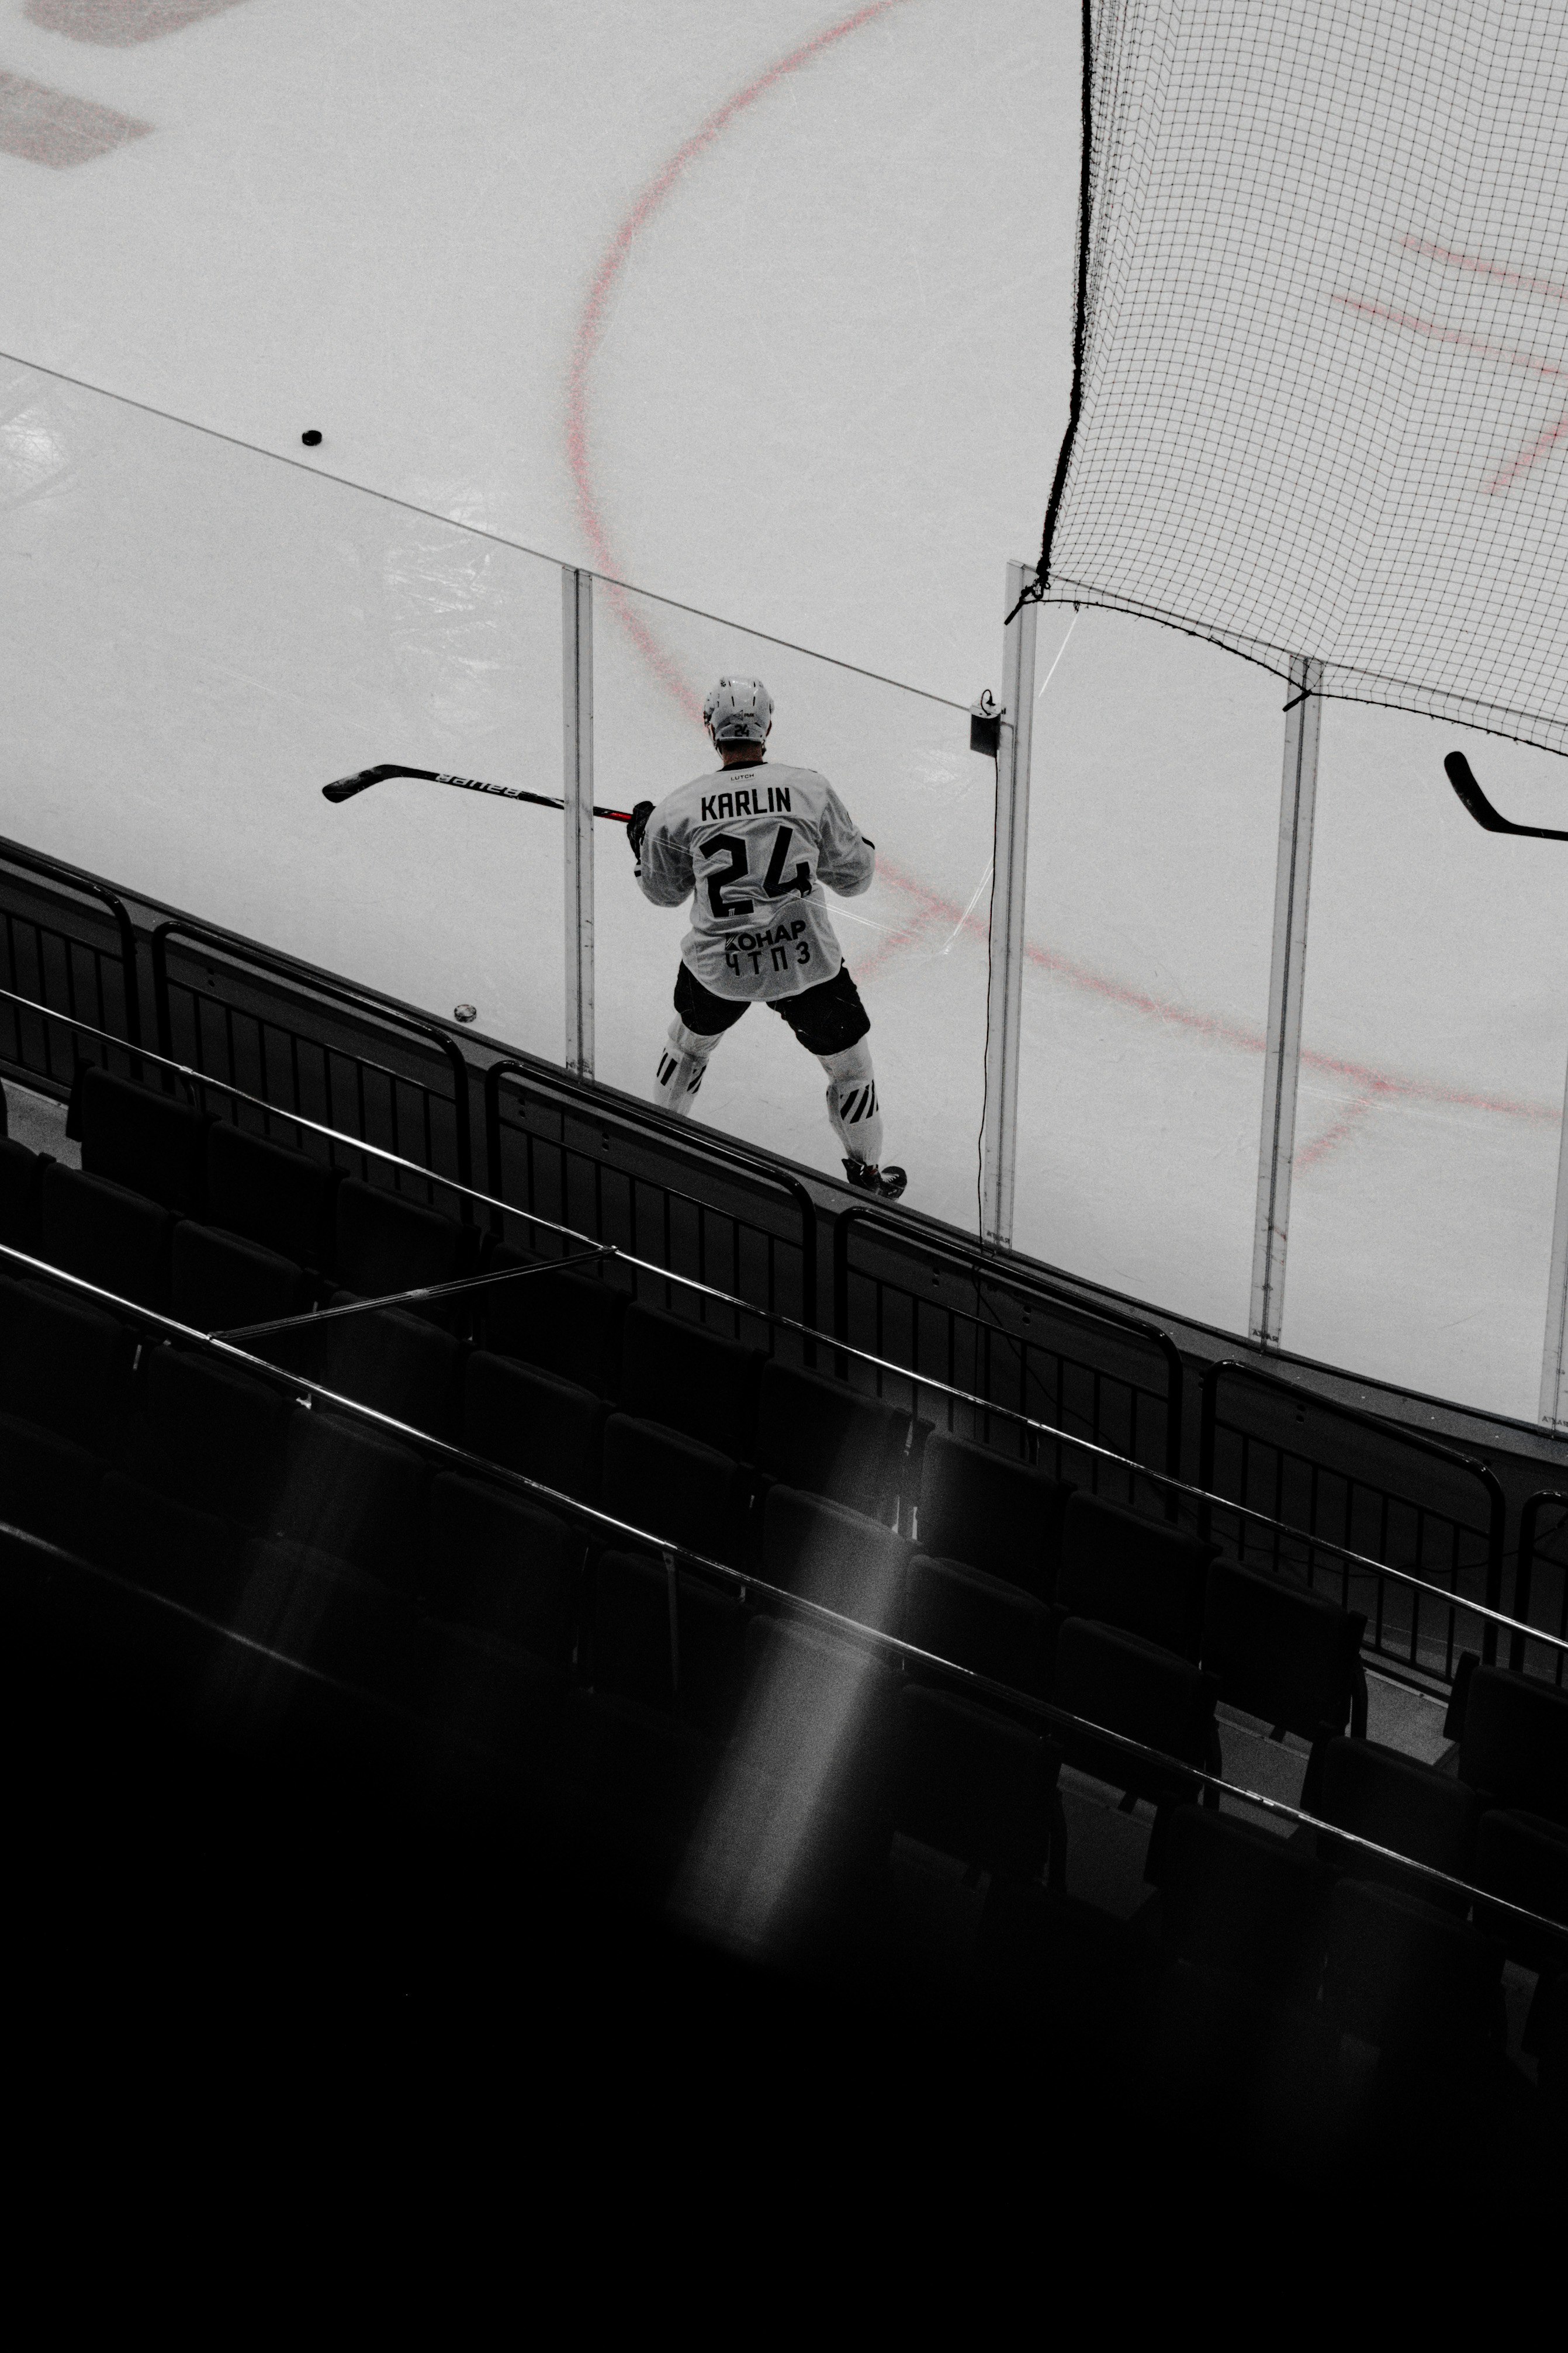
[843,1158,906,1201]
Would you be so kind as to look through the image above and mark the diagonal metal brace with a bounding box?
[214,1245,616,1342]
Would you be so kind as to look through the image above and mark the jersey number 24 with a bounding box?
[704,825,812,920]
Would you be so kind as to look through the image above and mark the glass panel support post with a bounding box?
[979,561,1040,1248]
[562,565,595,1078]
[1538,1055,1568,1426]
[1251,654,1323,1346]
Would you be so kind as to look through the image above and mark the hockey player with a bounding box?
[626,676,906,1200]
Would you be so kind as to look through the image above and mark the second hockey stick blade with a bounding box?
[1444,750,1568,842]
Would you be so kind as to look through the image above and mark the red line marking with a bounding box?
[1333,286,1568,490]
[567,18,1557,1160]
[1403,235,1568,309]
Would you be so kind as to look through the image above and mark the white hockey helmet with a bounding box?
[703,675,773,744]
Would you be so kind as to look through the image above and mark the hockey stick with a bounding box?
[323,762,635,823]
[1444,749,1568,841]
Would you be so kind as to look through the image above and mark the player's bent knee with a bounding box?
[817,1039,874,1085]
[670,1019,720,1062]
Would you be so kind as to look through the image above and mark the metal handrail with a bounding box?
[0,832,143,1051]
[483,1054,819,1333]
[833,1200,1186,1487]
[1514,1491,1568,1678]
[2,1236,1564,1950]
[6,981,1562,1661]
[1199,1357,1510,1666]
[147,914,474,1204]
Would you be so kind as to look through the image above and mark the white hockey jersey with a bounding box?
[635,760,875,1002]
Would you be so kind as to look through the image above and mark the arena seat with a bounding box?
[1320,1878,1504,2064]
[169,1219,311,1332]
[1470,1809,1568,1981]
[587,1549,746,1733]
[95,1467,245,1610]
[1055,1492,1214,1661]
[274,1301,462,1440]
[752,1359,911,1521]
[39,1163,175,1310]
[479,1241,626,1394]
[760,1483,909,1631]
[205,1122,340,1270]
[1051,1616,1221,1806]
[1150,1802,1332,2000]
[904,1553,1052,1695]
[462,1351,603,1503]
[333,1176,476,1302]
[230,1535,420,1699]
[114,1343,289,1525]
[557,1688,717,1903]
[889,1681,1061,1885]
[68,1063,211,1218]
[615,1301,764,1460]
[268,1409,428,1592]
[0,1274,131,1447]
[1446,1657,1568,1828]
[0,1137,46,1252]
[1202,1558,1368,1739]
[425,1471,580,1664]
[0,1414,106,1552]
[1314,1736,1482,1906]
[599,1412,745,1562]
[915,1429,1072,1599]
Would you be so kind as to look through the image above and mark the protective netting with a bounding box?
[1038,0,1568,754]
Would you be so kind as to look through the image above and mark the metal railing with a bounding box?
[1198,1359,1508,1682]
[1512,1492,1568,1687]
[0,834,143,1084]
[833,1203,1184,1503]
[484,1058,818,1349]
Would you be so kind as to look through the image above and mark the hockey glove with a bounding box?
[625,801,655,860]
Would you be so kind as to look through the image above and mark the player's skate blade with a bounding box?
[843,1159,907,1201]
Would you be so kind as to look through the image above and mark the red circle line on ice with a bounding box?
[565,2,1556,1159]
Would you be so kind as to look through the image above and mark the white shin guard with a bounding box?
[653,1019,720,1117]
[819,1039,883,1165]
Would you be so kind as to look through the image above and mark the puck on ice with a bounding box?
[301,430,323,447]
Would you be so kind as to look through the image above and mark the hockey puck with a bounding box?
[301,429,323,447]
[453,1004,477,1024]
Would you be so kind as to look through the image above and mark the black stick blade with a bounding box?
[322,765,396,804]
[1444,751,1511,832]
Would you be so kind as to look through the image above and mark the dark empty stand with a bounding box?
[752,1359,910,1521]
[905,1553,1052,1695]
[1051,1616,1221,1806]
[116,1344,288,1524]
[1055,1492,1214,1661]
[0,1138,46,1250]
[268,1409,428,1591]
[587,1550,745,1733]
[915,1429,1071,1599]
[1320,1878,1504,2064]
[889,1681,1061,1886]
[96,1468,244,1611]
[556,1689,716,1905]
[1472,1808,1568,1982]
[761,1483,909,1630]
[600,1412,745,1561]
[1202,1558,1368,1739]
[206,1122,339,1270]
[0,1273,131,1445]
[617,1300,763,1459]
[1314,1736,1481,1905]
[274,1302,462,1440]
[68,1063,210,1217]
[333,1176,475,1303]
[479,1241,625,1393]
[462,1350,603,1502]
[39,1163,175,1310]
[1446,1656,1568,1826]
[425,1471,579,1662]
[1150,1803,1332,2001]
[229,1536,420,1699]
[0,1415,105,1553]
[169,1220,311,1332]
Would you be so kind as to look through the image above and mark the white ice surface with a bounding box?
[2,0,1567,1422]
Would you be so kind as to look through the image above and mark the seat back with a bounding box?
[1052,1616,1219,1771]
[268,1409,430,1591]
[39,1164,175,1310]
[600,1413,744,1562]
[480,1243,626,1394]
[206,1123,339,1269]
[905,1554,1051,1695]
[1203,1558,1365,1737]
[890,1682,1054,1879]
[0,1138,46,1250]
[754,1360,909,1519]
[120,1343,291,1523]
[169,1221,311,1333]
[0,1274,131,1446]
[1317,1736,1481,1893]
[617,1301,763,1459]
[761,1484,909,1632]
[1057,1492,1213,1659]
[69,1063,210,1217]
[1321,1879,1503,2060]
[916,1429,1071,1599]
[588,1549,746,1734]
[462,1351,603,1503]
[273,1303,462,1440]
[333,1177,474,1298]
[425,1471,579,1662]
[1152,1803,1332,1995]
[1458,1664,1568,1827]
